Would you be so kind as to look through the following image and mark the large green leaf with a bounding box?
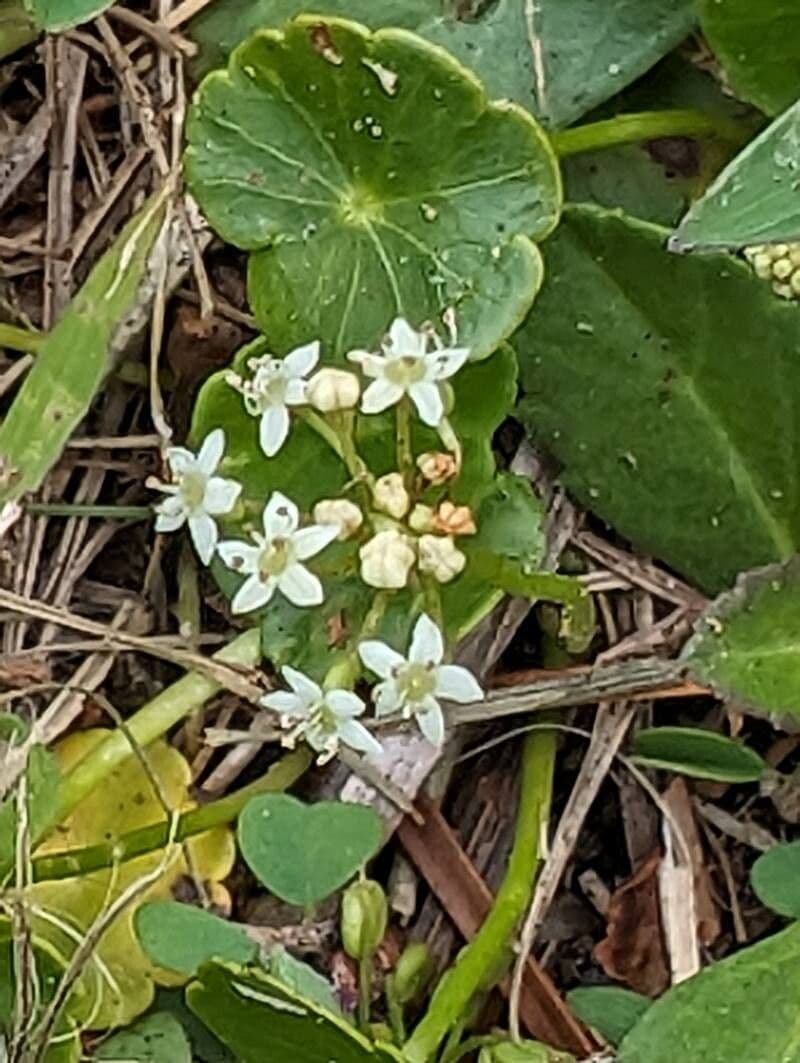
[751,842,800,918]
[631,727,766,782]
[699,0,800,115]
[0,192,167,505]
[25,0,112,31]
[185,17,559,361]
[187,961,402,1063]
[188,0,694,130]
[672,100,800,251]
[0,0,36,60]
[135,902,257,977]
[94,1012,191,1062]
[619,923,800,1062]
[515,205,800,593]
[682,558,800,723]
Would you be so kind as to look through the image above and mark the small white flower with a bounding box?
[373,471,410,520]
[359,529,416,589]
[218,491,338,614]
[151,429,241,565]
[418,534,466,584]
[261,665,382,764]
[306,367,361,412]
[313,498,363,541]
[347,318,469,427]
[358,613,483,746]
[227,341,319,457]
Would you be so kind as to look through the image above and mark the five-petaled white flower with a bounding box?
[217,491,338,614]
[347,318,469,427]
[151,429,241,565]
[227,341,319,457]
[261,666,383,764]
[358,613,483,746]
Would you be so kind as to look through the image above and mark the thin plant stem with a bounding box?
[396,397,414,482]
[551,108,751,159]
[358,955,373,1032]
[0,323,44,355]
[24,503,152,519]
[402,728,556,1063]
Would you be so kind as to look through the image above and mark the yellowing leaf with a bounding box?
[28,730,235,1029]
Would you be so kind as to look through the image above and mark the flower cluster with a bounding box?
[745,243,800,301]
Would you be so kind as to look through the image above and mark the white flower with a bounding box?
[261,665,382,764]
[227,341,319,457]
[358,613,483,746]
[218,491,338,613]
[151,429,241,565]
[418,534,466,583]
[313,498,363,540]
[347,318,469,427]
[359,529,416,589]
[306,368,360,412]
[373,472,410,520]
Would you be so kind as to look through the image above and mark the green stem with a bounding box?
[403,729,556,1063]
[299,408,347,462]
[385,977,406,1045]
[24,503,152,519]
[358,955,373,1032]
[0,322,44,355]
[551,108,750,158]
[396,398,413,483]
[31,748,311,882]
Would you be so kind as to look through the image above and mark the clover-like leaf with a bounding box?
[29,730,235,1029]
[135,902,258,977]
[185,17,560,361]
[751,842,800,919]
[515,205,800,593]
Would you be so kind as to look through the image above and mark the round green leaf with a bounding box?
[94,1012,191,1062]
[752,842,800,918]
[631,727,766,783]
[185,17,560,360]
[567,986,651,1047]
[683,558,800,724]
[238,794,383,907]
[135,902,257,976]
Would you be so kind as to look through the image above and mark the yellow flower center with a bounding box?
[384,356,427,387]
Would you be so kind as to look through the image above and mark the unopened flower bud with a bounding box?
[313,498,363,540]
[433,501,477,537]
[408,504,435,533]
[341,879,388,962]
[306,368,360,412]
[373,472,410,520]
[479,1041,575,1063]
[360,529,415,589]
[418,534,466,583]
[417,451,458,485]
[392,942,432,1004]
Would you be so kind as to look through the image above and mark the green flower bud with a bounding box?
[478,1039,575,1063]
[392,942,432,1004]
[341,879,388,961]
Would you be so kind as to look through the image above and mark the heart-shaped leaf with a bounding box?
[567,986,651,1047]
[185,17,560,360]
[238,794,382,907]
[94,1012,192,1062]
[631,727,766,782]
[751,842,800,918]
[672,101,800,252]
[135,902,258,976]
[188,0,694,130]
[698,0,800,115]
[683,558,800,724]
[618,923,800,1062]
[515,205,800,593]
[188,962,402,1063]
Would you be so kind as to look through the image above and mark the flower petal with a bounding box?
[361,378,404,415]
[409,613,444,665]
[408,381,443,427]
[278,562,323,607]
[166,446,197,476]
[259,405,290,458]
[204,476,241,515]
[292,522,339,560]
[154,509,186,533]
[260,690,306,716]
[283,340,320,378]
[372,678,404,717]
[231,574,275,614]
[425,347,470,381]
[435,664,484,703]
[387,317,426,358]
[347,350,387,378]
[263,491,299,538]
[325,689,366,719]
[281,665,322,707]
[217,540,260,573]
[338,718,383,759]
[358,640,404,680]
[284,378,307,406]
[188,512,218,565]
[196,428,225,473]
[415,697,445,746]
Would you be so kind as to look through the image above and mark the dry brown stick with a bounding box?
[0,105,52,213]
[162,0,216,31]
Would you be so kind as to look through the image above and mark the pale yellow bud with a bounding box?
[306,368,360,412]
[373,472,410,520]
[312,498,363,540]
[418,534,466,583]
[432,501,477,537]
[360,529,416,588]
[417,451,458,485]
[408,504,435,533]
